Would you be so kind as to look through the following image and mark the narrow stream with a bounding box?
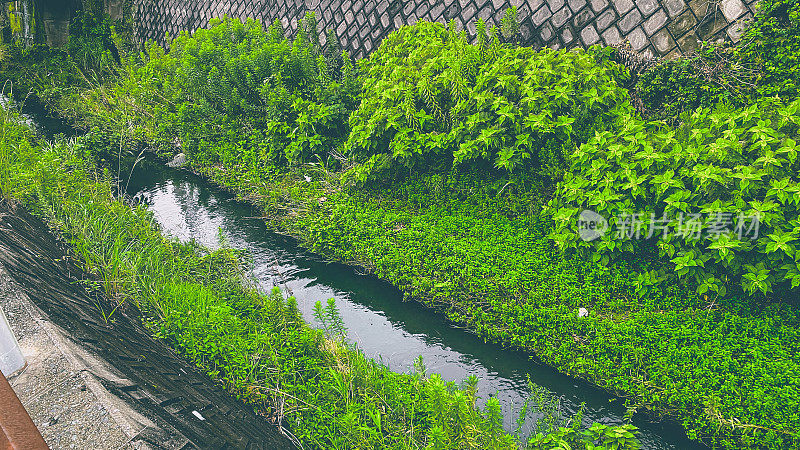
[125,158,706,450]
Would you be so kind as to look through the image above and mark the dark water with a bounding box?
[127,159,707,449]
[0,94,76,139]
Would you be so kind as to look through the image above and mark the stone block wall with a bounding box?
[132,0,758,59]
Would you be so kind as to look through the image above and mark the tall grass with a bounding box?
[0,84,14,204]
[0,122,10,205]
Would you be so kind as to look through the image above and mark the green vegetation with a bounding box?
[0,108,640,449]
[0,0,125,113]
[0,99,12,202]
[166,15,358,167]
[3,1,800,448]
[285,170,800,450]
[635,0,799,120]
[344,21,628,183]
[549,98,800,298]
[634,46,749,122]
[740,0,800,100]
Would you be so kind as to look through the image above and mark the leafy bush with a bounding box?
[15,15,359,170]
[164,15,358,167]
[739,0,800,100]
[0,1,123,112]
[548,98,800,298]
[345,21,631,184]
[67,2,121,75]
[0,44,88,112]
[530,423,640,449]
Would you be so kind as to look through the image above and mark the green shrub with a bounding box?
[11,14,359,171]
[530,422,640,449]
[164,15,358,167]
[739,0,800,100]
[0,1,123,112]
[67,2,120,75]
[548,97,800,298]
[0,44,87,112]
[345,21,631,184]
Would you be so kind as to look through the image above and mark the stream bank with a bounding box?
[0,203,293,449]
[6,88,708,450]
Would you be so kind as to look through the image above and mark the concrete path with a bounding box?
[1,265,134,449]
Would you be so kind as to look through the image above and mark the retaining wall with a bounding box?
[132,0,758,59]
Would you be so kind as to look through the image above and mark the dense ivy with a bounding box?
[739,0,800,100]
[635,0,800,121]
[634,45,750,122]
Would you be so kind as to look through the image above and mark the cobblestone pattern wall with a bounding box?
[133,0,758,59]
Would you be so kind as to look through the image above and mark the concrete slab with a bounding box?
[1,266,132,450]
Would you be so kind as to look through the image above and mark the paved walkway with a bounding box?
[1,265,134,449]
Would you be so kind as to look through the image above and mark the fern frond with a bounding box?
[403,87,420,132]
[419,75,444,128]
[477,19,488,64]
